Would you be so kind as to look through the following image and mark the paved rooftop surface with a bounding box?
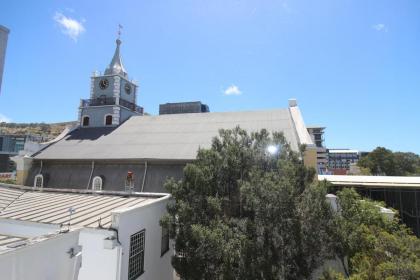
[0,184,168,228]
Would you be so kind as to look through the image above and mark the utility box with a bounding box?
[103,236,117,250]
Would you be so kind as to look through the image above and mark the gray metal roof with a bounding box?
[0,185,167,228]
[34,108,300,160]
[0,187,25,211]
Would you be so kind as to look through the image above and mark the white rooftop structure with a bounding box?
[0,183,173,280]
[319,175,420,188]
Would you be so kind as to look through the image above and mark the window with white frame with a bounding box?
[128,229,145,280]
[92,176,103,191]
[34,174,43,188]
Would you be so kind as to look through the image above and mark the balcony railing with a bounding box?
[81,97,144,114]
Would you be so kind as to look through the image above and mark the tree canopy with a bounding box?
[161,127,333,279]
[323,188,420,280]
[161,128,420,280]
[358,147,420,176]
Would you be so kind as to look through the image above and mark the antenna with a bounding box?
[67,207,76,230]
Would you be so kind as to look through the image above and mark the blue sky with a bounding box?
[0,0,419,153]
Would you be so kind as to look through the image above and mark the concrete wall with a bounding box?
[26,160,185,193]
[80,105,115,127]
[92,75,135,104]
[304,147,318,171]
[119,78,136,104]
[92,76,116,99]
[0,231,81,280]
[112,195,173,280]
[120,106,137,123]
[78,228,122,280]
[0,218,60,238]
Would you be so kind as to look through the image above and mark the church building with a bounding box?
[16,37,318,192]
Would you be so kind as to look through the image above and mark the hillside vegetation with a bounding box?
[0,121,77,140]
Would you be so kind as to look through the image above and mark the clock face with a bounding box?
[124,83,132,94]
[99,78,109,90]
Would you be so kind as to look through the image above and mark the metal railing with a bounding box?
[81,97,144,114]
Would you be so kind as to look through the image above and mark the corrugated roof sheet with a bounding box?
[0,185,166,228]
[0,235,26,247]
[0,187,24,211]
[34,108,300,160]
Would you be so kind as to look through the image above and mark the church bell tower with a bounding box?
[78,36,143,128]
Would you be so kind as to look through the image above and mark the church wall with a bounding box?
[120,106,137,123]
[25,160,185,193]
[91,163,145,191]
[119,78,136,103]
[92,76,115,99]
[80,106,115,127]
[143,164,185,193]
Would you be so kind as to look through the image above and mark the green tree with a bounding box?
[394,152,420,176]
[326,188,420,280]
[161,127,334,280]
[358,147,396,175]
[358,147,420,176]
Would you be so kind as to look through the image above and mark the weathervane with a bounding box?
[117,24,123,39]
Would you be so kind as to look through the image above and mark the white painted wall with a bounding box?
[0,218,60,238]
[0,195,172,280]
[0,230,81,280]
[112,195,173,280]
[78,228,122,280]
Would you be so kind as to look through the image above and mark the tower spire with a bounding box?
[104,25,127,77]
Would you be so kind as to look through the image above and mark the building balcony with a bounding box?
[81,97,144,114]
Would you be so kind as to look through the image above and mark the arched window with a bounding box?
[34,174,43,188]
[105,115,113,126]
[82,116,90,127]
[92,176,103,191]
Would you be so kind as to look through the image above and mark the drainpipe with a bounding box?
[86,160,95,189]
[141,161,148,192]
[38,160,43,174]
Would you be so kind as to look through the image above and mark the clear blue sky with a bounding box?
[0,0,419,153]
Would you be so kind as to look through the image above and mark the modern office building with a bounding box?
[307,126,328,174]
[0,25,9,94]
[327,149,360,174]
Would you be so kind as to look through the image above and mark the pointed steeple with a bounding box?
[104,38,127,77]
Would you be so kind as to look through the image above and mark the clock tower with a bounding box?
[78,38,143,128]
